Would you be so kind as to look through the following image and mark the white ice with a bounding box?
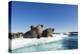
[11,34,68,50]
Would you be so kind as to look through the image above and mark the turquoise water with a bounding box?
[12,35,78,53]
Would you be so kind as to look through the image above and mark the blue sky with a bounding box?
[11,1,78,33]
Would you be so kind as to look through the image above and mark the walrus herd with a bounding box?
[23,24,54,39]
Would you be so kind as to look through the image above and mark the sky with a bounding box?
[10,1,78,33]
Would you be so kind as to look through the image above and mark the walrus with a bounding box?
[23,25,44,39]
[23,25,38,38]
[42,28,54,37]
[23,25,54,39]
[36,24,43,39]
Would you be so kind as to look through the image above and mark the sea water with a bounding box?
[12,35,78,53]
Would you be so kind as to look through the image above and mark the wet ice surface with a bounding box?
[11,34,78,53]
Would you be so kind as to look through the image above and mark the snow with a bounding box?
[11,34,68,50]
